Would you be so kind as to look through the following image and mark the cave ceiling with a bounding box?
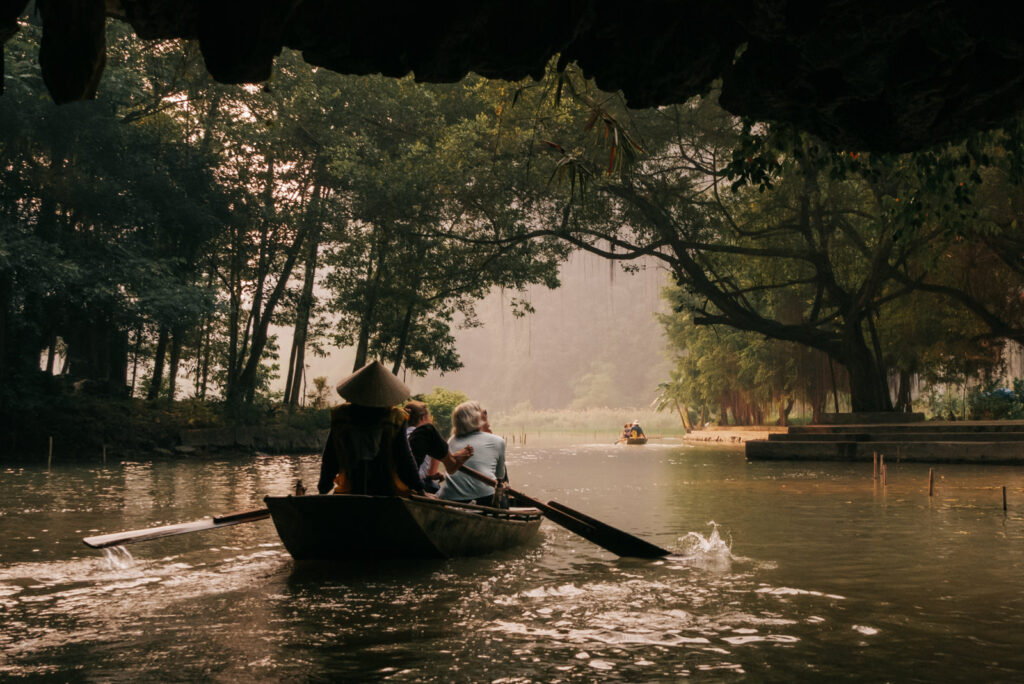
[3,1,1024,151]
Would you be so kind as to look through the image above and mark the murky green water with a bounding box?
[3,441,1024,681]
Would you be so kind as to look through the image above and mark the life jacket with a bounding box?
[329,404,410,495]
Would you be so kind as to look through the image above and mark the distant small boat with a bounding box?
[625,437,648,445]
[264,494,542,560]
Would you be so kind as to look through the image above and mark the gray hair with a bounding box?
[451,401,484,438]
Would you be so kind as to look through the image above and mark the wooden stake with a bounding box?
[48,436,53,470]
[928,468,934,496]
[873,451,878,479]
[102,444,107,464]
[1003,486,1008,511]
[882,464,887,486]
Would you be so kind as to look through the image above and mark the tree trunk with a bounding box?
[0,274,8,381]
[130,325,142,396]
[108,326,129,396]
[678,403,693,432]
[840,335,893,412]
[390,304,416,375]
[225,226,243,398]
[353,268,383,371]
[283,338,300,405]
[147,327,169,401]
[199,321,212,400]
[167,327,183,401]
[43,332,56,374]
[234,225,309,405]
[895,369,914,413]
[286,180,324,406]
[778,397,794,426]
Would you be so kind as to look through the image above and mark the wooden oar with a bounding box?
[457,466,670,558]
[82,508,270,549]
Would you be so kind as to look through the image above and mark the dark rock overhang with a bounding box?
[4,1,1024,152]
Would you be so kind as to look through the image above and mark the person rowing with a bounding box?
[317,360,426,496]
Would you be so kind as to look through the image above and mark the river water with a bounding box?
[2,441,1024,681]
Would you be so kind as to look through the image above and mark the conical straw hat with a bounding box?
[335,360,411,407]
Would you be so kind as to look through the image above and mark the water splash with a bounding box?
[674,522,735,571]
[101,546,135,570]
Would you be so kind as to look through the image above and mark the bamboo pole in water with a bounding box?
[102,444,107,465]
[873,451,878,479]
[882,464,887,486]
[47,436,52,470]
[1003,486,1008,511]
[928,468,934,496]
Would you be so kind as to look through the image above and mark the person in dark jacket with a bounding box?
[404,400,472,494]
[317,361,425,496]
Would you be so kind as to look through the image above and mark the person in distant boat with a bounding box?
[628,420,646,440]
[317,361,426,496]
[404,400,473,494]
[439,401,508,507]
[620,423,632,442]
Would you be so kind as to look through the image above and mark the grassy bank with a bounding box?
[490,406,685,438]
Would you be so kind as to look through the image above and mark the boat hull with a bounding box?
[264,494,542,561]
[626,437,648,445]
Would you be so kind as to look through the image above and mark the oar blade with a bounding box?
[454,464,667,557]
[83,508,270,549]
[546,501,671,558]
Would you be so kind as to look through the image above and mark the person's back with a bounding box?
[438,400,506,505]
[439,430,506,503]
[319,403,410,495]
[316,361,424,496]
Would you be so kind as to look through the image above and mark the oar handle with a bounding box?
[459,466,544,509]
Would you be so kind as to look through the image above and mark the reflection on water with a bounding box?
[3,448,1024,680]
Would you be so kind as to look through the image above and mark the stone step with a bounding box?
[768,431,1024,442]
[788,421,1024,435]
[746,439,1024,464]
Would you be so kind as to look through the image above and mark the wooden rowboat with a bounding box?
[625,437,648,445]
[263,494,542,560]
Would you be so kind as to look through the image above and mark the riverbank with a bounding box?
[0,392,329,461]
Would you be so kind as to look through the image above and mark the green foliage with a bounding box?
[968,381,1024,420]
[416,386,469,438]
[306,377,332,410]
[318,72,567,375]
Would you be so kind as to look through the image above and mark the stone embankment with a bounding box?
[682,426,787,446]
[746,419,1024,465]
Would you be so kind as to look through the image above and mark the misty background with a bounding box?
[290,251,671,410]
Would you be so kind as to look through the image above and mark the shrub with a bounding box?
[416,387,469,438]
[968,380,1024,420]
